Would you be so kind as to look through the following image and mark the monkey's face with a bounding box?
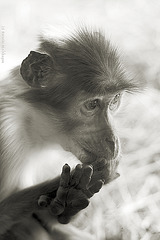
[62,92,121,163]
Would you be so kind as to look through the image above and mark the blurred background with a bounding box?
[0,0,160,239]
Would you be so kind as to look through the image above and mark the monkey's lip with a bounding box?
[79,145,120,164]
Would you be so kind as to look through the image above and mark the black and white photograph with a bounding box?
[0,1,160,239]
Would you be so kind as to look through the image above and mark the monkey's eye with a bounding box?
[84,99,99,111]
[109,93,121,111]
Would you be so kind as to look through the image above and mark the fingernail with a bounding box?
[38,195,51,207]
[113,173,120,180]
[63,164,70,172]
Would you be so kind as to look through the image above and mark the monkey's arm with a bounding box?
[0,163,103,236]
[0,176,59,235]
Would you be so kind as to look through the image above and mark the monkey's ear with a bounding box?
[20,51,54,88]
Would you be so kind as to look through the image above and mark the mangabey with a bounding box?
[0,28,138,240]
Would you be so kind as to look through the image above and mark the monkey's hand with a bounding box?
[38,164,103,224]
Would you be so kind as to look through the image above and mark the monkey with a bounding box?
[0,27,138,239]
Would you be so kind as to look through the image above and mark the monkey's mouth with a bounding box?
[76,144,120,184]
[77,136,120,161]
[78,142,120,164]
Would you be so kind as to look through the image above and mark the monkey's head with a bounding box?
[20,28,138,182]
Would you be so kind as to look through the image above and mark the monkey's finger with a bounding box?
[60,164,71,188]
[50,185,69,215]
[77,165,93,189]
[71,198,89,210]
[70,164,83,186]
[50,164,71,215]
[52,164,71,202]
[58,215,71,224]
[88,180,103,196]
[57,198,89,224]
[82,180,103,198]
[38,195,51,207]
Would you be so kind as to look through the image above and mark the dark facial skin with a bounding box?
[62,91,120,160]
